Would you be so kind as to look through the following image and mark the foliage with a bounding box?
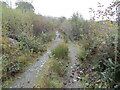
[32,15,56,42]
[77,62,106,88]
[16,1,34,13]
[70,12,84,41]
[1,1,56,85]
[36,43,69,88]
[1,0,120,88]
[35,59,63,88]
[59,1,119,88]
[52,43,69,60]
[51,43,69,76]
[75,1,119,88]
[36,44,69,88]
[60,12,92,42]
[77,44,86,61]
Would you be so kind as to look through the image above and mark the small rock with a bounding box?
[27,81,30,83]
[41,65,43,67]
[80,78,82,81]
[76,77,81,81]
[77,77,81,79]
[80,71,83,73]
[72,81,74,83]
[76,64,80,66]
[68,80,71,83]
[71,66,73,69]
[72,70,75,72]
[37,59,39,61]
[70,75,73,78]
[71,73,74,76]
[73,79,77,82]
[33,86,36,88]
[63,82,67,85]
[66,66,68,67]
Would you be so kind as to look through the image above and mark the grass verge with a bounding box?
[35,43,69,88]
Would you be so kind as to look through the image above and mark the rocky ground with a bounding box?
[63,42,81,88]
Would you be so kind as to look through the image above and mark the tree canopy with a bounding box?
[15,1,34,13]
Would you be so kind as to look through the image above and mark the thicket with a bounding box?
[1,0,120,88]
[1,1,58,85]
[60,1,120,88]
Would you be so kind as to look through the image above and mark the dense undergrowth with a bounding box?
[75,19,119,88]
[1,1,59,86]
[60,3,120,87]
[35,43,69,88]
[1,0,120,89]
[62,14,119,88]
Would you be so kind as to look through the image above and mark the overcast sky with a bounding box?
[2,0,114,19]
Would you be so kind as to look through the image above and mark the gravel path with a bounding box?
[8,34,62,88]
[64,42,81,88]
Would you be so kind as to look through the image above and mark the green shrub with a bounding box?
[36,76,51,88]
[51,43,69,77]
[52,43,68,60]
[36,43,69,88]
[77,45,86,61]
[36,74,63,88]
[52,61,61,74]
[51,60,66,77]
[35,59,63,88]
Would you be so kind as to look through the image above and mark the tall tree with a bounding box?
[0,1,9,8]
[15,1,34,13]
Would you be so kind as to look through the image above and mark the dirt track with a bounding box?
[8,35,62,88]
